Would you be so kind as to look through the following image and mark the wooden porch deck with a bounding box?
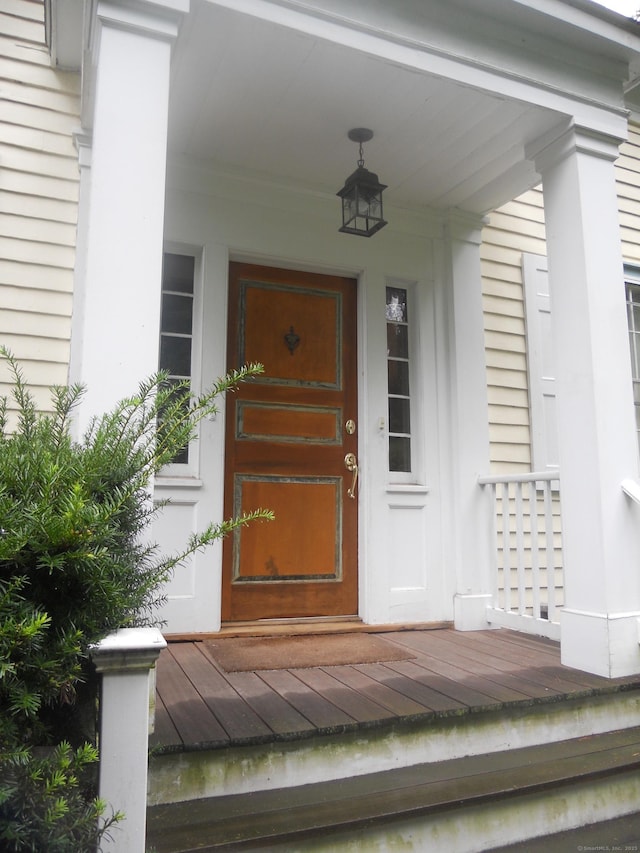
[151,627,640,753]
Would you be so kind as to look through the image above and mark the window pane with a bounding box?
[388,360,410,396]
[158,379,190,465]
[160,252,196,465]
[163,254,194,294]
[160,335,191,378]
[387,323,408,358]
[161,293,193,335]
[389,397,411,434]
[626,281,640,457]
[633,337,640,378]
[389,437,411,472]
[386,287,408,323]
[386,285,413,474]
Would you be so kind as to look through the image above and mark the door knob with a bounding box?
[344,452,358,499]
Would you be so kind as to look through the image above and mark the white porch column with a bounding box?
[529,124,640,678]
[443,212,495,630]
[71,0,186,431]
[91,628,166,852]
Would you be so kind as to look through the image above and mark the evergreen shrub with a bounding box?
[0,348,271,850]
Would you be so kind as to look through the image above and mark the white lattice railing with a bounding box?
[478,472,563,640]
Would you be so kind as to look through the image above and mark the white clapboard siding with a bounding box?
[0,333,71,364]
[0,0,79,412]
[0,8,43,42]
[0,30,51,63]
[489,403,529,426]
[0,260,73,292]
[2,309,71,338]
[617,125,640,266]
[1,286,72,315]
[0,169,79,202]
[481,186,546,471]
[0,192,77,225]
[0,52,79,93]
[1,213,77,246]
[0,120,80,158]
[0,236,75,269]
[3,99,80,136]
[0,143,80,183]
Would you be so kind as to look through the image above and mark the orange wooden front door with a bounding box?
[222,263,358,621]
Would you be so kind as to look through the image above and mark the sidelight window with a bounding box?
[159,252,195,464]
[386,286,411,472]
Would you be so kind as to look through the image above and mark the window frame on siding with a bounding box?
[522,253,559,472]
[158,246,202,474]
[524,256,640,471]
[624,266,640,452]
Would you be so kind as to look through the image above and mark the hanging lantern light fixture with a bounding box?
[337,128,387,237]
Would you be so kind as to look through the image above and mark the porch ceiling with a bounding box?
[167,0,566,215]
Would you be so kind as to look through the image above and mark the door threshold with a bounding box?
[164,618,452,641]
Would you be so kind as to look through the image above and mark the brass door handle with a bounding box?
[344,452,358,499]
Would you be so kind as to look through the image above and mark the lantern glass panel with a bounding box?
[357,192,370,217]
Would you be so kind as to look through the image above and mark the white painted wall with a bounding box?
[154,163,452,632]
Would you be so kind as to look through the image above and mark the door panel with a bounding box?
[222,263,358,621]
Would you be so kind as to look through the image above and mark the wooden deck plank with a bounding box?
[423,629,551,673]
[326,665,433,717]
[386,632,534,704]
[150,692,180,749]
[155,649,230,747]
[366,659,469,713]
[456,630,565,666]
[396,630,559,700]
[350,661,481,711]
[291,666,393,722]
[381,657,500,710]
[151,629,640,753]
[448,630,635,691]
[257,669,357,729]
[223,670,317,736]
[429,631,583,695]
[464,631,574,669]
[497,629,563,654]
[171,642,272,741]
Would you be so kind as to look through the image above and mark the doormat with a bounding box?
[204,633,415,672]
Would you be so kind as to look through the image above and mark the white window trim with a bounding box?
[159,243,204,478]
[386,277,424,485]
[624,265,640,453]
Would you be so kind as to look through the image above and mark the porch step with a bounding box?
[146,725,640,852]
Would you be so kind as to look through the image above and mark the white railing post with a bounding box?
[91,628,166,852]
[529,481,541,619]
[500,482,511,613]
[514,481,526,615]
[543,480,557,623]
